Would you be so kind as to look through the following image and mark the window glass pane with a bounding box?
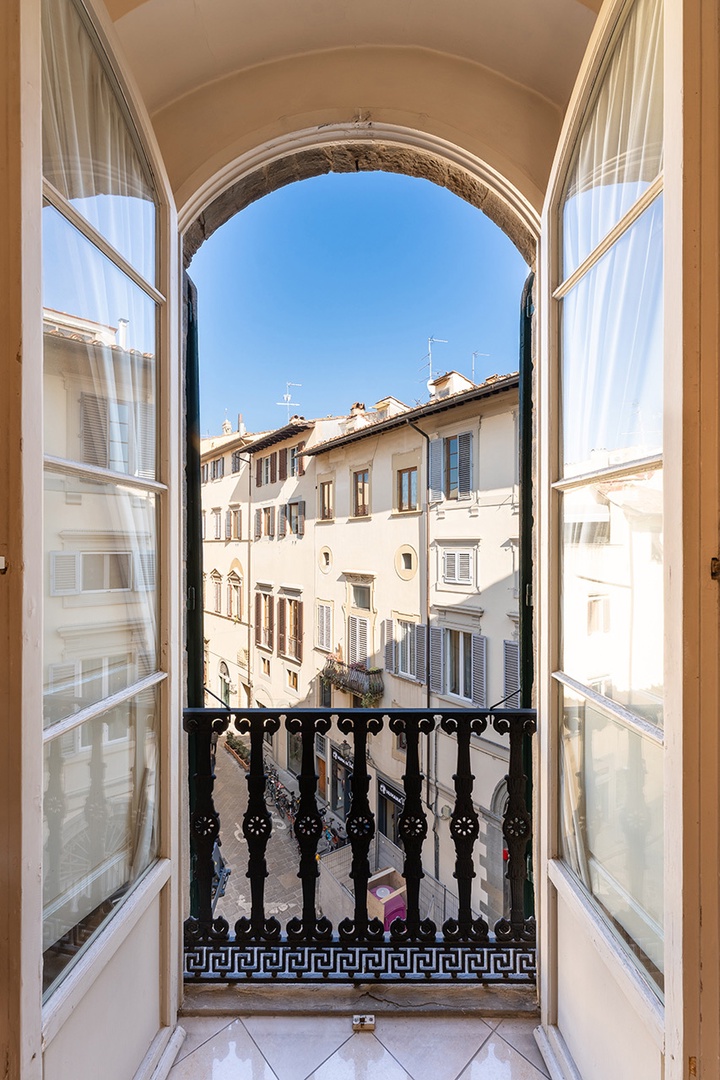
[560,688,663,990]
[42,0,156,282]
[562,469,663,727]
[43,206,157,478]
[562,0,663,277]
[561,196,663,476]
[42,688,160,997]
[44,468,157,726]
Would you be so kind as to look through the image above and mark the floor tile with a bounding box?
[457,1033,548,1079]
[307,1033,413,1080]
[494,1021,549,1076]
[243,1015,352,1080]
[167,1019,278,1080]
[175,1016,238,1063]
[373,1016,493,1080]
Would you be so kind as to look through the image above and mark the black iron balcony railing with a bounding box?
[184,706,536,983]
[321,657,384,706]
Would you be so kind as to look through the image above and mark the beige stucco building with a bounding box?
[3,0,720,1077]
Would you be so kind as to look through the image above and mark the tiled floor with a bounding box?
[168,1014,550,1079]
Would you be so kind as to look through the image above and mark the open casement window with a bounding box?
[548,0,665,997]
[383,619,426,682]
[279,598,304,661]
[429,432,473,502]
[227,573,242,620]
[347,615,370,666]
[41,0,164,1002]
[255,592,275,650]
[429,626,486,706]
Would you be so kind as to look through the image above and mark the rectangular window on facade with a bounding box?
[287,669,299,691]
[320,480,334,520]
[201,462,209,484]
[398,467,418,512]
[352,469,370,517]
[429,432,473,502]
[213,510,221,539]
[212,574,222,613]
[587,595,611,634]
[231,450,242,473]
[231,507,241,539]
[228,575,242,620]
[443,549,473,585]
[287,501,305,537]
[289,446,298,477]
[255,592,274,650]
[278,597,303,661]
[211,457,224,480]
[316,602,332,651]
[429,626,486,705]
[262,506,275,538]
[348,614,370,665]
[353,584,371,610]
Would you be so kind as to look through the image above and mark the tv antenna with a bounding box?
[419,336,448,386]
[276,382,302,421]
[471,351,489,382]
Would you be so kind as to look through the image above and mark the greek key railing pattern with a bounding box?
[184,707,536,983]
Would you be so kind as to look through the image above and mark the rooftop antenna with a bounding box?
[427,336,448,383]
[471,351,489,383]
[275,382,301,422]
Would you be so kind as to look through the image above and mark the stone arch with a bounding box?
[182,129,539,269]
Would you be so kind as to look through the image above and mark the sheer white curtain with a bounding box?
[563,0,664,277]
[42,0,156,280]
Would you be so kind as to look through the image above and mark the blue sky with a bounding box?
[188,173,529,437]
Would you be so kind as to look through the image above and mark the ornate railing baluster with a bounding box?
[286,713,332,941]
[338,712,384,941]
[184,708,231,943]
[492,709,537,942]
[234,713,281,941]
[440,713,489,942]
[389,713,436,942]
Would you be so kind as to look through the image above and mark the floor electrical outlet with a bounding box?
[352,1014,376,1032]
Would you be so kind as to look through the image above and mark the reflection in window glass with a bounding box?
[42,0,157,282]
[44,469,157,726]
[562,0,663,277]
[560,690,664,991]
[42,690,159,996]
[561,197,663,475]
[562,470,663,727]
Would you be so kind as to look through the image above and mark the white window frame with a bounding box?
[316,601,332,652]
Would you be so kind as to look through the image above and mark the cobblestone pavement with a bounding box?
[213,739,304,926]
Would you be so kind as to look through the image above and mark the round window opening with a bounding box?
[395,545,418,581]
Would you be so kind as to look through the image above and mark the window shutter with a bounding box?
[136,402,155,478]
[471,634,487,707]
[297,500,305,538]
[383,619,395,673]
[254,509,262,540]
[255,458,262,488]
[278,598,286,656]
[429,626,444,694]
[429,438,443,503]
[135,551,155,592]
[81,393,109,468]
[268,506,275,538]
[268,596,274,651]
[358,616,369,664]
[415,625,427,683]
[503,639,520,708]
[225,510,232,539]
[255,593,262,645]
[270,452,277,484]
[458,432,473,498]
[50,552,80,595]
[297,442,305,476]
[279,449,287,481]
[444,551,457,583]
[297,602,304,663]
[348,615,368,665]
[278,504,287,537]
[348,616,358,664]
[49,661,80,701]
[318,603,331,650]
[457,551,472,584]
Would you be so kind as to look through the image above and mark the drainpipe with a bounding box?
[406,420,440,879]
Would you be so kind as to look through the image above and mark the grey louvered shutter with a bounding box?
[444,551,457,583]
[50,552,80,595]
[297,500,305,537]
[135,551,155,592]
[429,438,443,503]
[255,593,262,645]
[278,504,287,537]
[471,634,487,707]
[81,393,108,468]
[225,510,232,539]
[278,598,286,655]
[415,625,427,682]
[254,509,262,539]
[458,432,473,498]
[457,551,472,584]
[136,402,155,478]
[358,617,369,664]
[503,639,520,708]
[429,626,444,694]
[383,619,395,673]
[268,596,274,650]
[268,506,275,538]
[296,602,304,663]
